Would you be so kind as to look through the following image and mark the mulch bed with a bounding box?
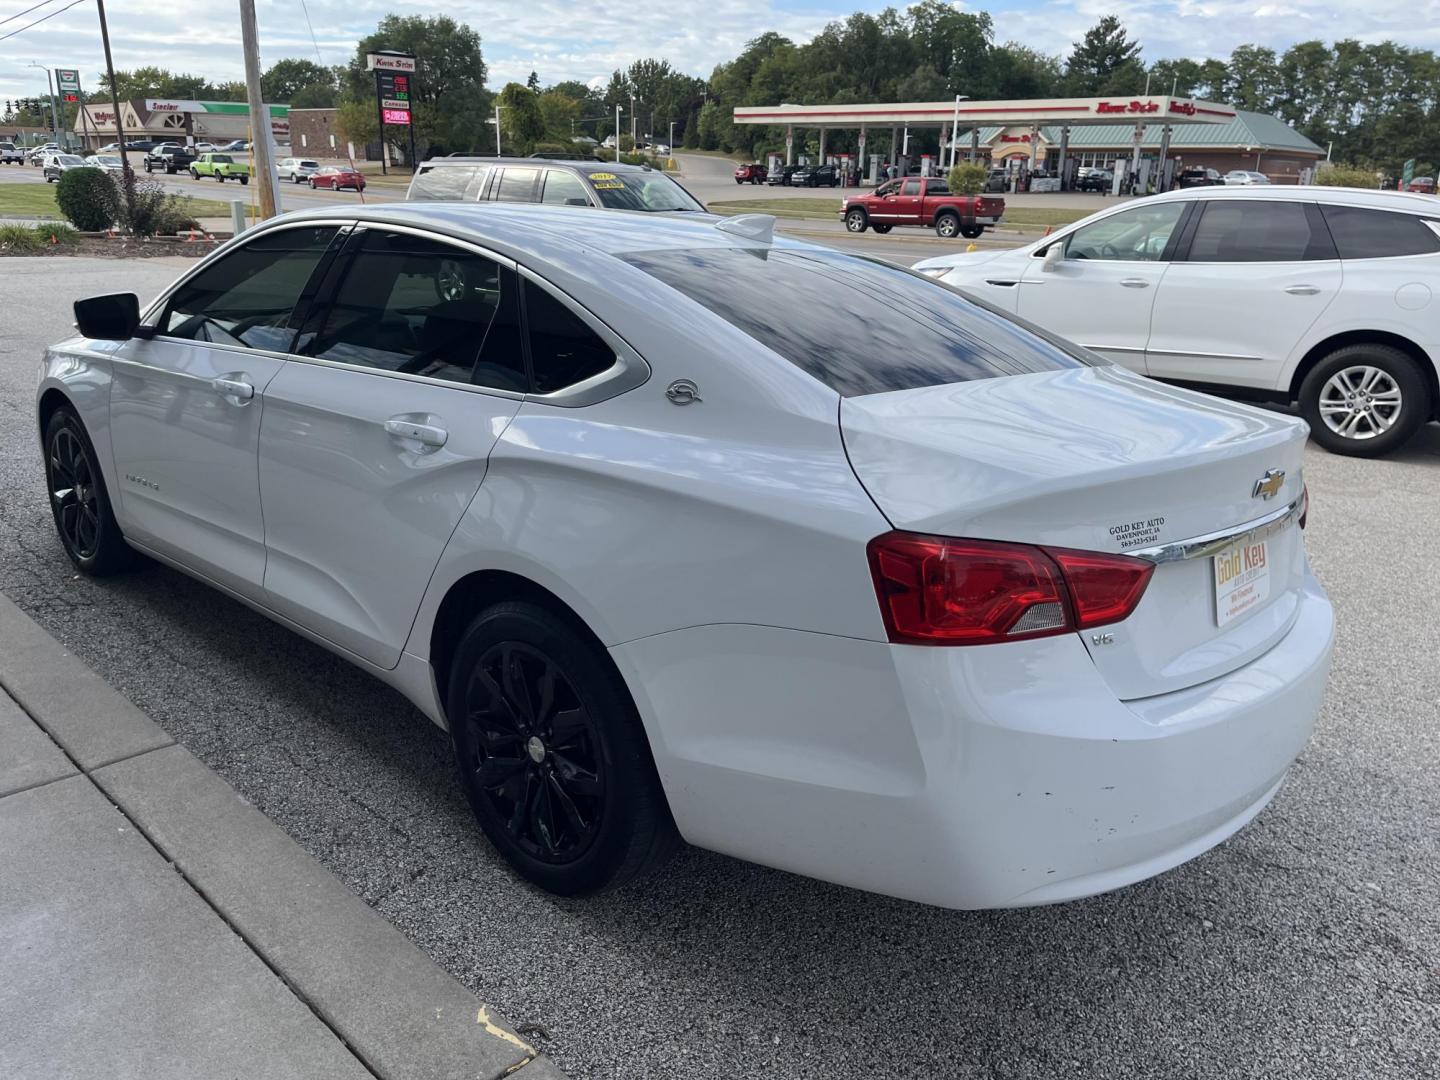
[1,231,231,258]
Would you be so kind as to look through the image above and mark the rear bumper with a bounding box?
[613,567,1332,909]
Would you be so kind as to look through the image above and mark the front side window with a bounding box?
[622,248,1092,397]
[409,165,476,201]
[161,225,339,351]
[523,279,616,393]
[1187,200,1332,262]
[1320,204,1440,259]
[585,170,704,212]
[541,170,590,205]
[495,168,540,202]
[301,231,527,392]
[1065,202,1185,262]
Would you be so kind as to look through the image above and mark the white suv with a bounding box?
[917,186,1440,456]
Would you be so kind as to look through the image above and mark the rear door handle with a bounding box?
[1119,278,1150,289]
[210,376,254,401]
[384,418,448,448]
[1285,284,1320,295]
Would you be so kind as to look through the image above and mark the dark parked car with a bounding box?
[734,162,767,184]
[1177,166,1223,188]
[983,168,1008,193]
[143,144,196,174]
[1079,168,1114,192]
[791,163,840,188]
[766,165,800,186]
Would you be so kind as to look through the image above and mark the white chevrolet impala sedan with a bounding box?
[38,204,1334,909]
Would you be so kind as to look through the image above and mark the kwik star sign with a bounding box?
[366,52,416,126]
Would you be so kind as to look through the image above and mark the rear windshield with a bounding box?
[621,248,1093,396]
[584,170,704,212]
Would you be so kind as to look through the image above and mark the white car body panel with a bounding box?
[918,186,1440,406]
[37,202,1335,909]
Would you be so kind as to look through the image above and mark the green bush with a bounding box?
[531,141,572,157]
[116,174,197,236]
[947,162,988,195]
[0,223,44,252]
[55,168,119,231]
[1315,164,1381,189]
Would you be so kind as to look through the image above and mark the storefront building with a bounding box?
[73,99,289,149]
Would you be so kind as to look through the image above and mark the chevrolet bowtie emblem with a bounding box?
[1252,469,1286,500]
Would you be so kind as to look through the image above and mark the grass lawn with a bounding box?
[0,182,255,223]
[707,196,1090,230]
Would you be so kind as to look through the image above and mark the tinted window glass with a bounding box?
[622,248,1091,397]
[926,179,950,195]
[901,179,921,195]
[409,165,476,201]
[1066,202,1184,262]
[1187,200,1330,261]
[541,170,590,205]
[162,225,337,351]
[585,170,704,212]
[1320,205,1440,258]
[495,168,540,202]
[303,232,527,392]
[523,279,616,393]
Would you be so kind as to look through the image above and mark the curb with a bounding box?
[0,592,565,1080]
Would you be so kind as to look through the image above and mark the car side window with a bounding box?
[1065,202,1185,262]
[301,231,528,392]
[1187,200,1333,262]
[926,179,951,195]
[901,179,921,196]
[160,226,339,352]
[1319,205,1440,259]
[541,170,590,205]
[409,165,475,201]
[523,278,616,393]
[876,180,898,196]
[495,168,540,203]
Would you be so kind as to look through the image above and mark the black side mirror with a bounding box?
[74,292,141,340]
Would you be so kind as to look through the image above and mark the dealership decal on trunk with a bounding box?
[1108,516,1166,550]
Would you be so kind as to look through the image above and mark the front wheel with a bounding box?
[309,180,317,189]
[1300,344,1430,457]
[446,602,678,896]
[43,408,134,576]
[844,208,868,233]
[934,213,961,239]
[215,174,224,182]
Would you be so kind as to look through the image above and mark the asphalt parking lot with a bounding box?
[2,256,1437,1079]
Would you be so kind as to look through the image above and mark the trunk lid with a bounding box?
[841,366,1310,699]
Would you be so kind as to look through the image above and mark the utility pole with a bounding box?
[615,104,622,162]
[238,0,279,218]
[494,103,502,156]
[94,0,134,222]
[629,92,637,148]
[27,65,63,151]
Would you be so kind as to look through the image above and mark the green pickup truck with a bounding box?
[189,153,251,184]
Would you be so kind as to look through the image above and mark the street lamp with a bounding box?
[615,104,623,162]
[26,62,65,151]
[947,95,970,168]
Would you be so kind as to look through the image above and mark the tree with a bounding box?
[498,82,545,154]
[526,71,540,92]
[262,58,336,103]
[537,89,581,141]
[947,162,987,195]
[1064,16,1142,95]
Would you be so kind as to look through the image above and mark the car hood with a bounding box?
[912,247,1025,273]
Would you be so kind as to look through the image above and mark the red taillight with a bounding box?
[866,531,1154,646]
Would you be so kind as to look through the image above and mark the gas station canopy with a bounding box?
[733,96,1237,130]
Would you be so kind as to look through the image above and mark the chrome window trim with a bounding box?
[1130,496,1303,565]
[516,265,651,408]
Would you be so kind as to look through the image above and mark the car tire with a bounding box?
[960,225,984,239]
[309,180,316,189]
[240,176,249,185]
[446,601,678,896]
[735,178,743,185]
[844,208,869,233]
[43,407,135,576]
[1299,343,1430,457]
[935,213,961,239]
[189,168,198,179]
[872,224,892,234]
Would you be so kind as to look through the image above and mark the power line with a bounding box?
[0,0,86,44]
[0,0,63,28]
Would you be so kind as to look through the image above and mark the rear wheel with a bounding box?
[446,602,677,895]
[43,408,134,575]
[872,224,892,234]
[935,213,961,239]
[960,224,984,239]
[845,208,869,233]
[1300,343,1429,457]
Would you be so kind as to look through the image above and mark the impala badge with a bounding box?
[665,379,702,406]
[1252,469,1285,500]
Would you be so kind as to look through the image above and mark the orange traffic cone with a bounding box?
[965,242,978,253]
[50,233,57,245]
[185,228,197,243]
[1043,224,1053,236]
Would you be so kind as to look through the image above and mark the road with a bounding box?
[3,255,1439,1079]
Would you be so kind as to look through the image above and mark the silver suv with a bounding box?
[406,157,705,214]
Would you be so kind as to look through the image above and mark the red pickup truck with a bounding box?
[841,177,1004,239]
[734,163,767,184]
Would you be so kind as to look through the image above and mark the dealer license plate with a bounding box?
[1213,538,1270,627]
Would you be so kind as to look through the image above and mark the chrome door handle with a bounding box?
[383,418,448,448]
[1119,278,1150,288]
[1285,284,1320,295]
[210,376,254,400]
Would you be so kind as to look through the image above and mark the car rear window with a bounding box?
[1319,204,1440,258]
[621,248,1093,397]
[410,164,478,201]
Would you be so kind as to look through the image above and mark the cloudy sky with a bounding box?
[1,0,1436,102]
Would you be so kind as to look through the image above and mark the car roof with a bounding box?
[1136,184,1439,215]
[420,156,654,173]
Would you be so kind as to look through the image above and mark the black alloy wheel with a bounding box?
[43,409,132,575]
[447,602,677,895]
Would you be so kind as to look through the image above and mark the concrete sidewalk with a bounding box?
[0,593,564,1080]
